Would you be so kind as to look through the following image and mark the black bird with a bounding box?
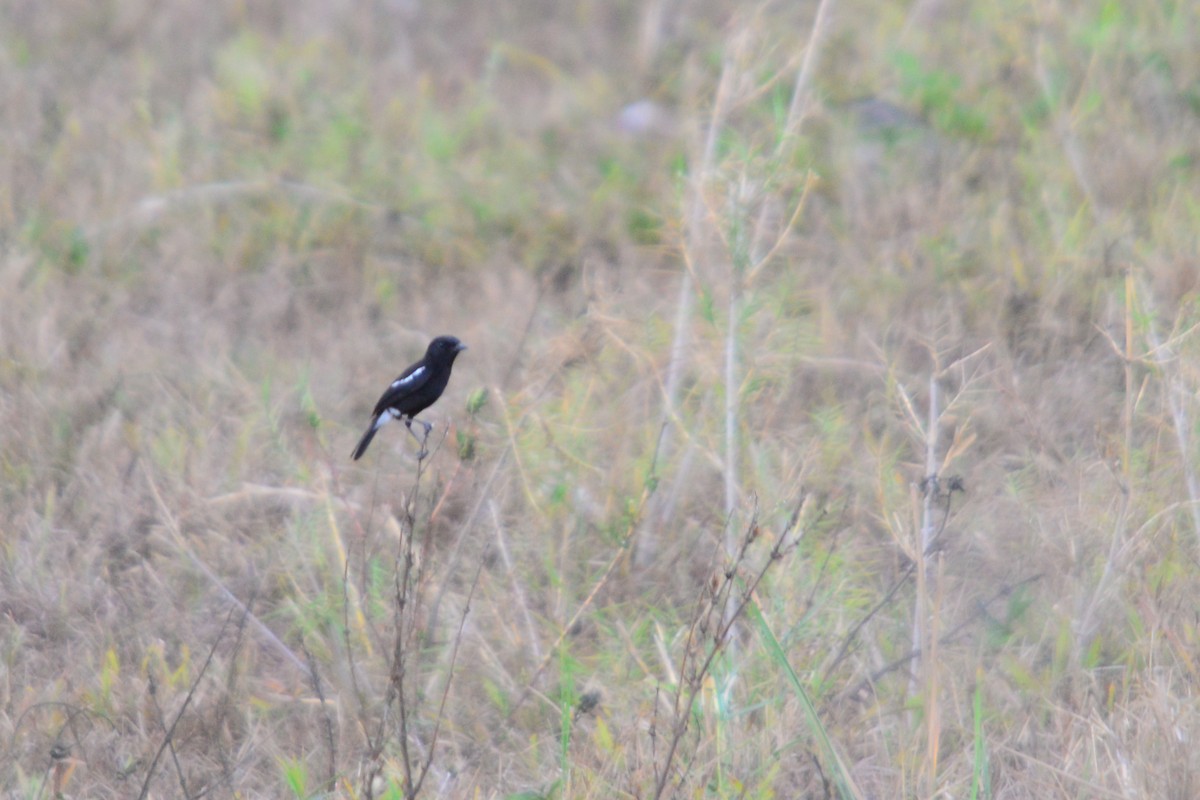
[351,335,467,460]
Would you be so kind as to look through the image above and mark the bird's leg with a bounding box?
[404,418,430,459]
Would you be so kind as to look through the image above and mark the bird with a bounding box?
[351,335,467,460]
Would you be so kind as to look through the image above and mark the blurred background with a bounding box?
[3,0,1200,797]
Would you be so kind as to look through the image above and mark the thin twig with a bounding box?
[653,504,797,799]
[843,573,1044,700]
[411,561,484,797]
[505,478,658,723]
[784,0,837,139]
[822,562,917,684]
[145,674,189,797]
[490,500,544,662]
[647,53,736,552]
[137,603,249,800]
[302,642,338,796]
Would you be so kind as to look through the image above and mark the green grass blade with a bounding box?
[970,668,990,800]
[746,598,863,800]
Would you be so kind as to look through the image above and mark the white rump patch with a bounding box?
[392,366,425,388]
[373,409,404,431]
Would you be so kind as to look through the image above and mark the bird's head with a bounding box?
[428,335,467,364]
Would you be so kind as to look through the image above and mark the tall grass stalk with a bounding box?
[907,370,940,705]
[1135,276,1200,552]
[645,56,734,562]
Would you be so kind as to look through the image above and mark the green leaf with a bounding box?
[746,599,863,800]
[457,430,476,461]
[467,386,490,416]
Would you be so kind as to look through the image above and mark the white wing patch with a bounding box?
[392,365,425,389]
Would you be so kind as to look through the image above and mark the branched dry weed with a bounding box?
[352,442,482,799]
[649,498,803,798]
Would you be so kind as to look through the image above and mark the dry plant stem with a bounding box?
[908,372,940,703]
[1026,0,1200,557]
[844,573,1044,699]
[426,435,509,650]
[723,285,740,550]
[331,463,385,684]
[784,0,836,139]
[1123,273,1136,482]
[1069,278,1139,661]
[648,56,734,550]
[362,452,428,798]
[822,562,917,684]
[825,490,977,697]
[146,676,189,797]
[1075,493,1130,664]
[341,531,373,732]
[490,500,543,662]
[137,603,250,800]
[923,552,945,788]
[499,283,543,390]
[1030,11,1151,659]
[320,448,387,743]
[427,457,467,525]
[302,468,369,720]
[408,561,483,799]
[653,507,794,800]
[302,642,338,796]
[1031,2,1200,563]
[720,0,831,551]
[364,438,477,800]
[1032,24,1107,227]
[1088,278,1200,652]
[394,454,429,798]
[504,478,657,723]
[1136,277,1200,551]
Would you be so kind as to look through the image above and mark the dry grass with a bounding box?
[3,0,1200,797]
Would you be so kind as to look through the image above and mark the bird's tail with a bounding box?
[351,418,380,460]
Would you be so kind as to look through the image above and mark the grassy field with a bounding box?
[3,1,1199,797]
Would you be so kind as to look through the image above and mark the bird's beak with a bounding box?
[456,342,468,352]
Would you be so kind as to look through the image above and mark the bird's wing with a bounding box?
[371,360,433,415]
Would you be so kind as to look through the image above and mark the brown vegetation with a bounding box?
[3,0,1199,797]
